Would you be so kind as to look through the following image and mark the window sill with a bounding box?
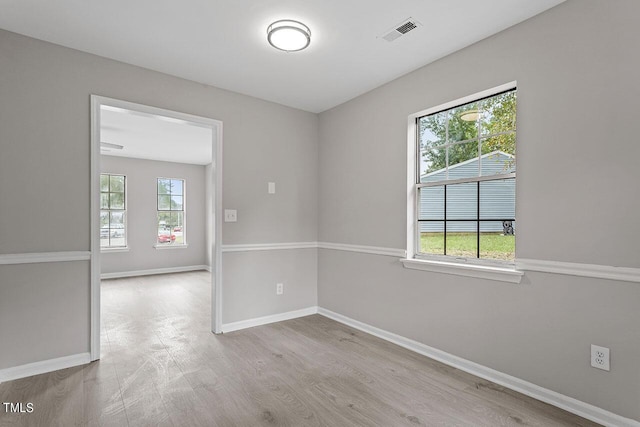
[401,258,523,284]
[101,247,129,253]
[154,244,189,250]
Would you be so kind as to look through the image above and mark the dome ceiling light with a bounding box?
[267,20,311,52]
[460,109,480,122]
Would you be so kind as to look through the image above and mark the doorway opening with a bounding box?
[89,96,223,361]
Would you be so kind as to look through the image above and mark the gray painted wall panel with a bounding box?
[318,0,640,421]
[318,250,640,422]
[222,249,318,324]
[0,262,90,369]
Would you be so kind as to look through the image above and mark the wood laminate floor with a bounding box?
[0,271,599,426]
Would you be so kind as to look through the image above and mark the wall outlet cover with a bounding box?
[590,344,610,371]
[224,209,237,222]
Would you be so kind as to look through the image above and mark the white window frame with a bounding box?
[154,177,188,249]
[403,82,523,283]
[100,173,128,251]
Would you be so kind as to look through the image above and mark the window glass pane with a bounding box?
[110,211,124,226]
[480,221,515,261]
[158,179,171,195]
[109,211,125,246]
[446,182,477,220]
[101,174,126,248]
[100,193,109,209]
[480,134,515,176]
[480,91,516,135]
[100,207,110,246]
[100,211,109,228]
[418,112,446,150]
[158,195,171,210]
[447,141,479,179]
[158,212,171,228]
[447,101,479,143]
[419,221,444,255]
[157,212,172,244]
[157,228,174,244]
[100,174,110,192]
[445,223,477,258]
[100,228,110,247]
[170,195,183,211]
[418,186,444,220]
[479,179,515,220]
[157,179,185,244]
[167,211,182,229]
[109,192,124,209]
[110,175,124,192]
[420,148,446,180]
[171,212,184,244]
[171,179,183,196]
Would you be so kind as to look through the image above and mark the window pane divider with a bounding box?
[444,185,447,255]
[417,172,514,188]
[477,181,480,258]
[422,130,517,151]
[419,218,515,222]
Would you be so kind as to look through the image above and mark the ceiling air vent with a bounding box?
[380,18,422,42]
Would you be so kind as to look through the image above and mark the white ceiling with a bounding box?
[101,106,213,165]
[0,0,564,113]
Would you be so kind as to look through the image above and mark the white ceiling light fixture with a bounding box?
[460,109,480,122]
[267,20,311,52]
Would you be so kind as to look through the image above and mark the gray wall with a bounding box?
[223,249,317,324]
[100,156,207,274]
[317,0,640,421]
[0,29,318,369]
[0,262,90,368]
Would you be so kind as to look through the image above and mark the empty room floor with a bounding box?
[0,271,598,426]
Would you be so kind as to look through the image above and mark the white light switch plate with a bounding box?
[268,182,276,194]
[224,209,237,222]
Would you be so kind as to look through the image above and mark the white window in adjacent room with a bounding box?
[415,87,516,265]
[100,174,127,248]
[157,178,186,246]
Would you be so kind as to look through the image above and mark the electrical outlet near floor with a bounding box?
[590,344,610,371]
[276,283,283,295]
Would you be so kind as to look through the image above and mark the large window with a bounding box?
[157,178,185,246]
[416,88,516,263]
[100,174,126,248]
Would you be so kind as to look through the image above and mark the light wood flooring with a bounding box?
[1,271,599,426]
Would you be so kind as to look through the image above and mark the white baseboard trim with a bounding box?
[318,242,406,257]
[101,265,209,279]
[317,307,639,427]
[221,306,318,333]
[221,242,318,252]
[0,353,91,383]
[0,251,91,265]
[517,258,640,284]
